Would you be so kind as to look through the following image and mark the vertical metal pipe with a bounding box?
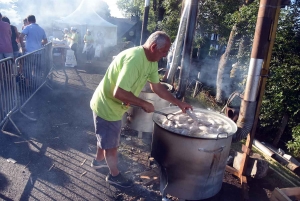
[244,0,278,102]
[166,0,189,84]
[176,0,199,99]
[140,0,150,45]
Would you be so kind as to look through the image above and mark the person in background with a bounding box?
[69,27,78,61]
[94,32,103,60]
[22,18,29,30]
[0,12,13,60]
[63,28,71,46]
[82,29,94,64]
[2,16,20,60]
[90,31,192,188]
[19,15,48,86]
[19,15,48,54]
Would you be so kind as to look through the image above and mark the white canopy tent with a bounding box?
[53,0,117,47]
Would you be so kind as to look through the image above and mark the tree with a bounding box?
[92,1,111,19]
[258,0,300,156]
[116,0,143,18]
[158,0,182,41]
[117,0,158,34]
[215,0,258,102]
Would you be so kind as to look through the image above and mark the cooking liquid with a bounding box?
[158,111,232,138]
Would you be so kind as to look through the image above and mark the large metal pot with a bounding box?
[151,106,237,200]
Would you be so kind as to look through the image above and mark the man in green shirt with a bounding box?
[90,31,192,188]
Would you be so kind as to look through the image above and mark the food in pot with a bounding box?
[158,111,232,137]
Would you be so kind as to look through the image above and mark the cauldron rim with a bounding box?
[152,106,237,139]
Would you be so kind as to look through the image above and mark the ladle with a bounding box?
[186,109,201,124]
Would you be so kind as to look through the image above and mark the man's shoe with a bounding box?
[106,173,133,188]
[91,159,107,169]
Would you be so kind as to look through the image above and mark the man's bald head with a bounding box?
[144,31,171,50]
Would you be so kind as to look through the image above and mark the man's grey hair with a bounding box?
[145,31,170,50]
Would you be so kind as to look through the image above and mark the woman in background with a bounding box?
[2,16,20,60]
[69,27,78,61]
[82,29,94,64]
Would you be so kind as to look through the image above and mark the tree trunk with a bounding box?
[215,25,237,103]
[230,35,244,79]
[273,113,289,147]
[229,35,251,92]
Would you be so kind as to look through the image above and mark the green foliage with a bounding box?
[158,0,182,41]
[117,0,158,34]
[259,0,300,155]
[116,0,142,17]
[224,0,259,35]
[209,46,217,57]
[287,125,300,157]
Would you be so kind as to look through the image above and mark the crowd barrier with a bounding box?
[0,42,53,134]
[0,57,20,134]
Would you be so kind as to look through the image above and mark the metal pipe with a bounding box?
[253,139,300,176]
[166,0,189,84]
[233,0,279,142]
[140,0,150,45]
[253,139,276,158]
[176,0,199,99]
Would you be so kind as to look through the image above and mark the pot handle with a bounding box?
[198,145,226,153]
[217,133,228,139]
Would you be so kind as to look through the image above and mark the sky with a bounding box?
[0,0,124,28]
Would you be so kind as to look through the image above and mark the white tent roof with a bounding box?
[57,0,116,27]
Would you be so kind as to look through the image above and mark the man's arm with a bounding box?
[113,87,155,113]
[14,27,20,43]
[19,33,26,53]
[150,82,192,113]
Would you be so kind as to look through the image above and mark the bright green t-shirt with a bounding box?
[70,32,78,46]
[90,46,159,121]
[84,34,93,43]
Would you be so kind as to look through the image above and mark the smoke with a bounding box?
[0,0,121,30]
[16,0,82,29]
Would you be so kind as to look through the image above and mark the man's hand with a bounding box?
[150,82,193,113]
[141,101,155,113]
[115,87,155,113]
[176,101,193,113]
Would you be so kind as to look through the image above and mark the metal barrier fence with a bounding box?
[15,42,53,121]
[0,57,20,134]
[1,42,53,134]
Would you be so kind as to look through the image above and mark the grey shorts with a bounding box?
[93,111,121,149]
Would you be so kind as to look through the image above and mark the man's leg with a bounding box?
[105,147,132,188]
[96,146,105,161]
[104,148,119,176]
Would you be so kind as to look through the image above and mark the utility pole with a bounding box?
[176,0,199,99]
[140,0,150,45]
